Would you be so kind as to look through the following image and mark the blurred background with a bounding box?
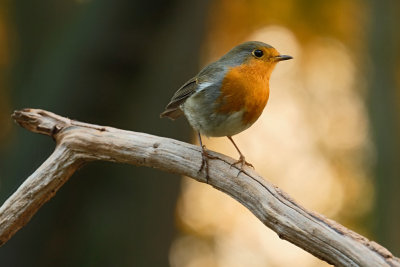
[0,0,399,266]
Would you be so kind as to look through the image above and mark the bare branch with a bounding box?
[1,108,399,267]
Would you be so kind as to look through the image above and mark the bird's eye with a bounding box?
[252,49,264,58]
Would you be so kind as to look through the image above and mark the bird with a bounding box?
[160,41,292,180]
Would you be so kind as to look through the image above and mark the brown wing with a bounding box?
[160,77,198,119]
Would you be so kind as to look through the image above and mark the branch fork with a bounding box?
[0,108,398,267]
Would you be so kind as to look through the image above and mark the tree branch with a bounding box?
[1,108,399,267]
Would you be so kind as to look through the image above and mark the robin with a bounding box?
[161,41,292,179]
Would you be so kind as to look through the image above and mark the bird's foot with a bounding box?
[199,145,217,183]
[230,155,254,176]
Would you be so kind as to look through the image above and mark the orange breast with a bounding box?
[216,58,272,125]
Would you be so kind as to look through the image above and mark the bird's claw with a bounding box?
[199,145,217,183]
[230,155,254,176]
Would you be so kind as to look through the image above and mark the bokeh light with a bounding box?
[170,24,373,267]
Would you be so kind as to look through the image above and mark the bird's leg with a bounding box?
[197,132,217,182]
[227,136,254,176]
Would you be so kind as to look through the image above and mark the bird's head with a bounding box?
[221,41,292,68]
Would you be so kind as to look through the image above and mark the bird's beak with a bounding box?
[274,55,293,62]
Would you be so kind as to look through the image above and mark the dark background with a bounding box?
[0,0,209,266]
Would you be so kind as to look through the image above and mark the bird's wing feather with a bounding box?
[160,77,198,119]
[160,62,225,120]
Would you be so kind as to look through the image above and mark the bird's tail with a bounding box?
[160,108,183,120]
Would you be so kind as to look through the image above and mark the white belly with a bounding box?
[182,95,251,137]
